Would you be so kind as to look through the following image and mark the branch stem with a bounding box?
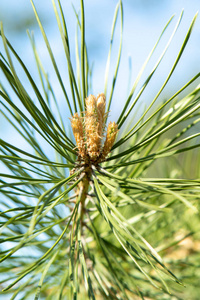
[77,166,92,229]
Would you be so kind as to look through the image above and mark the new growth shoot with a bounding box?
[71,93,118,164]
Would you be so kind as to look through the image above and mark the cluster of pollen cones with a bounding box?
[70,93,118,163]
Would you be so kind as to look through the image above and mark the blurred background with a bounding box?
[0,0,200,119]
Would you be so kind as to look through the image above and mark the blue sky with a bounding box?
[0,0,200,142]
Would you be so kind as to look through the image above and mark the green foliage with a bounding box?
[0,0,200,299]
